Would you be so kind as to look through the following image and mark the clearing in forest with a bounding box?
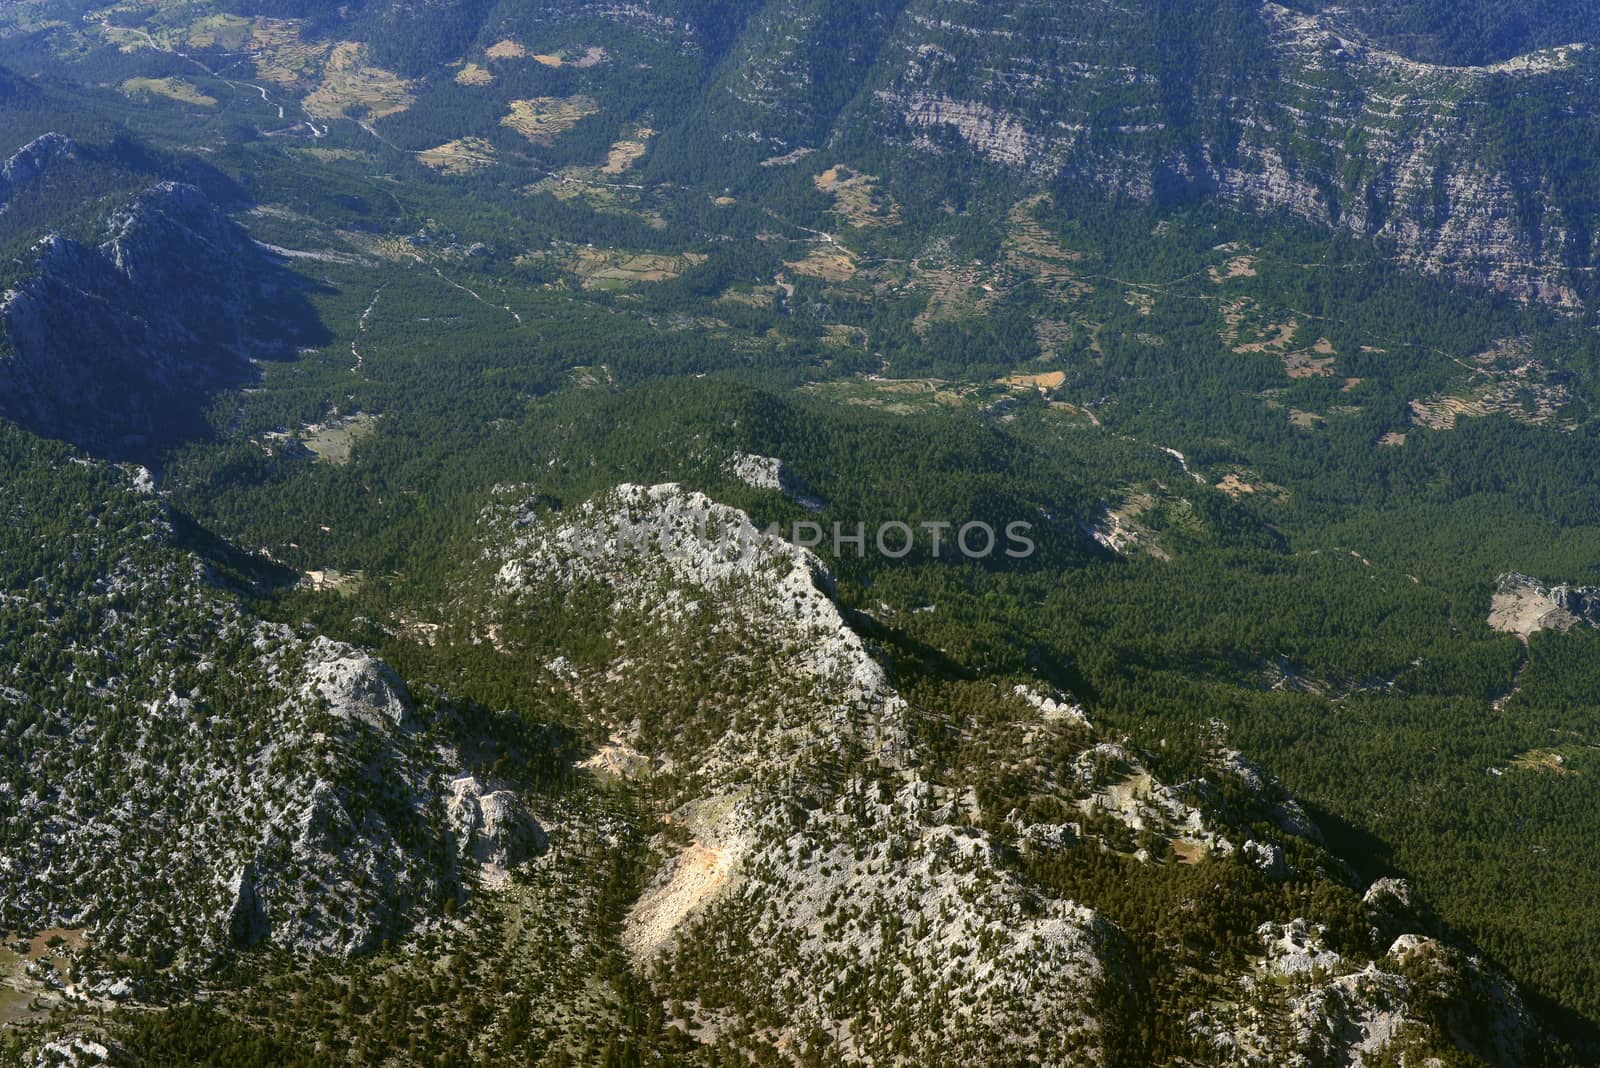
[501,96,599,142]
[785,247,857,282]
[1407,338,1577,431]
[121,76,216,107]
[1208,254,1259,283]
[1003,194,1091,298]
[1000,370,1066,391]
[533,46,606,68]
[602,129,654,174]
[303,42,413,119]
[814,166,899,228]
[1283,338,1338,379]
[800,377,971,415]
[547,246,707,289]
[418,137,498,174]
[486,39,527,59]
[1487,586,1579,638]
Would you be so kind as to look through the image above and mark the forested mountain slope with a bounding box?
[166,0,1600,309]
[2,0,1600,1064]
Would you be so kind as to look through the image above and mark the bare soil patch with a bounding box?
[1488,587,1579,638]
[501,96,599,143]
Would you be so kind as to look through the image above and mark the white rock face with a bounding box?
[1014,682,1090,727]
[887,90,1063,176]
[481,481,1529,1064]
[653,778,1115,1063]
[494,482,897,712]
[1243,838,1289,879]
[126,465,156,495]
[1363,876,1417,912]
[0,547,457,964]
[867,0,1593,308]
[1257,918,1342,977]
[300,637,414,728]
[29,1033,113,1068]
[485,483,1112,1061]
[1074,742,1234,860]
[726,452,822,510]
[727,452,786,492]
[1190,896,1534,1066]
[446,775,547,871]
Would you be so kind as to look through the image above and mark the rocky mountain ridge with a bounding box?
[0,448,543,991]
[0,133,78,208]
[860,1,1599,309]
[0,146,318,456]
[476,478,1534,1065]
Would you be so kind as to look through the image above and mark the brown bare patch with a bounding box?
[486,38,526,59]
[121,76,218,107]
[454,62,492,86]
[623,843,736,960]
[1512,749,1574,775]
[1283,353,1336,379]
[303,42,413,120]
[813,165,899,228]
[786,248,857,282]
[1002,195,1090,299]
[1001,370,1066,391]
[1409,338,1577,431]
[1216,473,1288,501]
[1288,409,1323,429]
[909,253,1002,331]
[417,137,497,174]
[1207,254,1258,283]
[1489,588,1579,638]
[1171,840,1205,864]
[1215,474,1256,497]
[501,96,599,143]
[1235,320,1300,354]
[761,147,815,167]
[550,246,707,289]
[602,129,654,174]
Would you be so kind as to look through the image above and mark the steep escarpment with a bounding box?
[0,171,321,456]
[861,0,1599,308]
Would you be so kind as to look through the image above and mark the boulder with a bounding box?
[446,776,546,869]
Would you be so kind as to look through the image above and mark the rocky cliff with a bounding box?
[0,156,319,456]
[860,0,1599,309]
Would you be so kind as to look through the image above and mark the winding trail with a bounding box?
[350,286,384,373]
[109,18,321,133]
[224,79,284,119]
[426,264,522,325]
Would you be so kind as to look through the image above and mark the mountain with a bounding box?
[0,425,551,975]
[473,480,1537,1064]
[867,1,1596,307]
[0,162,322,457]
[2,1,1600,1064]
[178,0,1600,309]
